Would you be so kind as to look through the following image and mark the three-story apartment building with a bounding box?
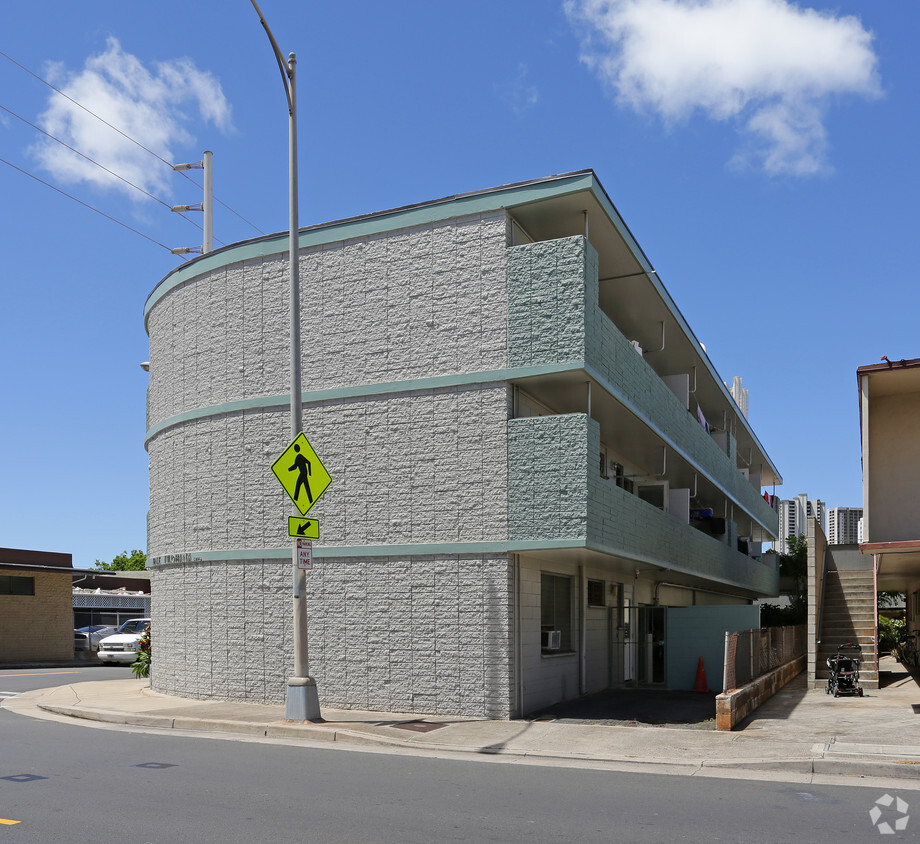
[144,170,781,717]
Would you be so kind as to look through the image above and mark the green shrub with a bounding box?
[131,624,151,679]
[878,615,904,654]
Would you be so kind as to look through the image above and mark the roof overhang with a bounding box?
[146,169,782,486]
[860,540,920,588]
[0,562,129,576]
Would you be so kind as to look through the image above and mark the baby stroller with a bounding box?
[826,643,863,697]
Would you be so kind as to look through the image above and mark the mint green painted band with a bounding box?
[582,362,777,535]
[146,538,581,567]
[583,538,773,594]
[147,539,770,595]
[144,361,584,445]
[144,172,599,324]
[145,356,773,533]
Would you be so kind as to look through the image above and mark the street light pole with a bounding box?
[250,0,321,722]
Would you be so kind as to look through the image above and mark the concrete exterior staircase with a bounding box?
[816,568,878,688]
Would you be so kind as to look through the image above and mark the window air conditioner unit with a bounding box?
[541,630,562,650]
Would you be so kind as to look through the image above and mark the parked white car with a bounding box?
[97,618,150,664]
[74,625,116,652]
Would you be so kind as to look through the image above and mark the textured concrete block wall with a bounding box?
[508,235,776,537]
[507,235,587,367]
[151,560,290,703]
[147,211,510,429]
[146,211,515,715]
[507,412,779,594]
[147,383,510,556]
[308,554,514,717]
[507,413,590,541]
[151,554,514,717]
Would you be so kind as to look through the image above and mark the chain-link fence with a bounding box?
[722,625,806,692]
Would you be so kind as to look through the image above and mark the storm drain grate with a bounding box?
[389,720,448,733]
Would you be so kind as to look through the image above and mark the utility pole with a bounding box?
[171,150,213,255]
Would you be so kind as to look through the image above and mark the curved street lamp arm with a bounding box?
[249,0,294,114]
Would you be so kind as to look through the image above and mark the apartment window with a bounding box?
[541,572,573,653]
[611,462,634,494]
[587,579,606,607]
[0,575,35,595]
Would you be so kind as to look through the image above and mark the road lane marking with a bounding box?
[0,672,80,678]
[0,818,21,825]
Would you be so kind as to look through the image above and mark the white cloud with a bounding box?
[565,0,881,175]
[31,38,233,199]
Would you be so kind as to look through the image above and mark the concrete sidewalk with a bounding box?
[6,658,920,783]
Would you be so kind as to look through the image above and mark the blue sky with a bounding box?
[1,0,916,566]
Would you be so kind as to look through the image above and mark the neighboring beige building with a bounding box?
[858,357,920,631]
[0,547,74,663]
[807,357,920,690]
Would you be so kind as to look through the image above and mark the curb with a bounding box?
[32,701,701,767]
[812,757,920,780]
[33,701,920,780]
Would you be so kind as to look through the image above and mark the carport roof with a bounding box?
[0,562,123,576]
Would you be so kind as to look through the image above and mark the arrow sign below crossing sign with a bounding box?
[288,517,319,539]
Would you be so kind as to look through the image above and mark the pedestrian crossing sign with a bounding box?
[271,432,332,516]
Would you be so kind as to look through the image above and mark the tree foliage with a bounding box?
[94,549,147,571]
[878,591,905,608]
[760,534,807,627]
[878,615,905,654]
[779,534,807,583]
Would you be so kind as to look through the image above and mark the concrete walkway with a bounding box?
[6,657,920,784]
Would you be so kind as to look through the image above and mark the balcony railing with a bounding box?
[508,412,780,596]
[508,235,777,537]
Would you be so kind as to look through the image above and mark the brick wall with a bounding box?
[0,572,72,662]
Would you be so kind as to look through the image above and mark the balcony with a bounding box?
[508,235,778,539]
[508,413,779,597]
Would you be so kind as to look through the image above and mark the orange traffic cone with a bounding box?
[693,657,708,692]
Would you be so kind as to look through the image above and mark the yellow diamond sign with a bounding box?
[271,432,332,516]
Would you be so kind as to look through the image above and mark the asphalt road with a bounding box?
[0,665,134,695]
[0,668,915,843]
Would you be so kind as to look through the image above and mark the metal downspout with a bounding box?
[513,554,523,717]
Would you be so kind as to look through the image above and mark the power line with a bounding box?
[5,96,166,205]
[0,100,227,247]
[0,48,266,237]
[0,154,183,256]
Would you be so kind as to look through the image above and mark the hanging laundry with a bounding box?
[696,402,710,434]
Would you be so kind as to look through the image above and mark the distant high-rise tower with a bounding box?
[725,376,749,419]
[827,507,863,544]
[777,493,826,552]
